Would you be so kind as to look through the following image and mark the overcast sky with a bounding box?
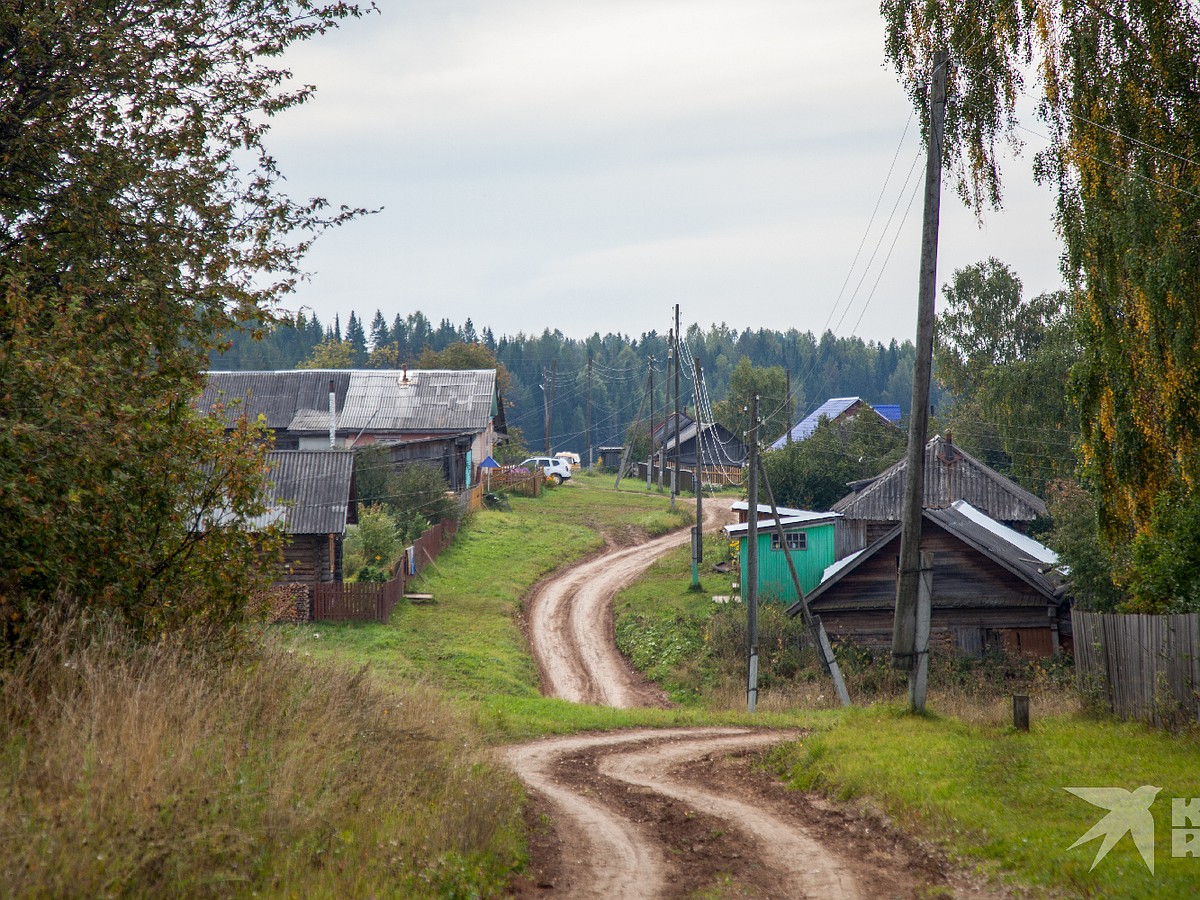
[268,0,1064,346]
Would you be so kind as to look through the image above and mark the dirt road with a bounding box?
[511,493,1002,897]
[524,497,734,707]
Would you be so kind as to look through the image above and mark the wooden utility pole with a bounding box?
[757,456,851,706]
[647,357,655,489]
[615,365,652,490]
[666,328,674,504]
[672,304,682,511]
[892,49,949,713]
[542,366,550,454]
[746,393,759,713]
[586,352,593,472]
[692,357,703,589]
[785,368,792,444]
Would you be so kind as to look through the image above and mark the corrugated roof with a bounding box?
[789,502,1061,617]
[770,396,899,449]
[261,450,354,535]
[199,369,496,435]
[724,510,840,536]
[830,434,1047,522]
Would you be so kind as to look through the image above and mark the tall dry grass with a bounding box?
[0,613,522,897]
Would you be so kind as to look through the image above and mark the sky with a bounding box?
[268,0,1065,346]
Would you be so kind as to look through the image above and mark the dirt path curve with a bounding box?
[525,497,735,707]
[510,495,1004,898]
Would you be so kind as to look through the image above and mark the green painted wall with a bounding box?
[738,522,836,602]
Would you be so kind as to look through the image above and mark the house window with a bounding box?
[771,531,806,552]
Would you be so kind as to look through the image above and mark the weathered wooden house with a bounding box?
[789,500,1068,657]
[830,433,1048,558]
[663,420,748,468]
[770,396,900,448]
[724,509,840,600]
[198,368,500,490]
[255,450,355,586]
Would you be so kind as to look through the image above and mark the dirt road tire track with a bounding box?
[525,499,733,707]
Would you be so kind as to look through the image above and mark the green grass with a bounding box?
[773,706,1200,898]
[291,476,1200,898]
[288,479,698,732]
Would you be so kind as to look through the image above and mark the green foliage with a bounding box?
[416,340,512,394]
[1127,487,1200,613]
[218,316,925,464]
[354,447,452,530]
[762,411,906,510]
[883,2,1200,552]
[351,504,401,573]
[1045,480,1122,611]
[0,1,369,647]
[712,357,789,443]
[297,336,357,369]
[934,259,1080,495]
[494,426,530,465]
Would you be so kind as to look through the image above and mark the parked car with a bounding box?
[554,451,581,470]
[520,456,572,484]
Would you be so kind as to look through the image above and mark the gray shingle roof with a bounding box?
[198,369,496,435]
[259,450,354,535]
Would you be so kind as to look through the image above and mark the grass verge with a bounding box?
[0,615,522,897]
[772,706,1200,898]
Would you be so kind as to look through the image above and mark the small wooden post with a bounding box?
[1013,694,1030,731]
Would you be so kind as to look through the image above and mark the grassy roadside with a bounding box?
[772,706,1200,898]
[612,523,1200,898]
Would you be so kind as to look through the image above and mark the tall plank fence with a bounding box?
[312,518,460,624]
[1072,610,1200,725]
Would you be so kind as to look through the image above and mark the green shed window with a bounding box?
[771,532,806,552]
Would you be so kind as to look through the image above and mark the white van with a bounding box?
[520,456,572,484]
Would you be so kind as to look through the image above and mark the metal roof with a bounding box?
[198,369,496,436]
[769,397,898,448]
[260,450,354,535]
[788,501,1062,616]
[724,510,840,536]
[830,434,1047,522]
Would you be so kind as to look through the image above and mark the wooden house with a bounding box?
[788,500,1068,657]
[198,368,500,490]
[830,433,1048,558]
[724,510,840,601]
[770,396,899,448]
[663,420,748,468]
[252,450,355,586]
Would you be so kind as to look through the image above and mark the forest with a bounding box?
[209,310,936,458]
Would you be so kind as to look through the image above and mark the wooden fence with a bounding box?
[311,519,460,623]
[313,575,406,623]
[634,463,744,491]
[1072,610,1200,725]
[485,468,542,497]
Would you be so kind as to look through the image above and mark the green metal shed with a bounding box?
[724,511,840,602]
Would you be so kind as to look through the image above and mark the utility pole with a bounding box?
[615,365,652,490]
[758,455,851,707]
[542,367,550,454]
[664,330,672,499]
[892,49,949,716]
[586,352,593,472]
[673,304,681,511]
[692,357,703,589]
[548,359,556,454]
[746,393,759,713]
[647,357,655,490]
[785,368,792,445]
